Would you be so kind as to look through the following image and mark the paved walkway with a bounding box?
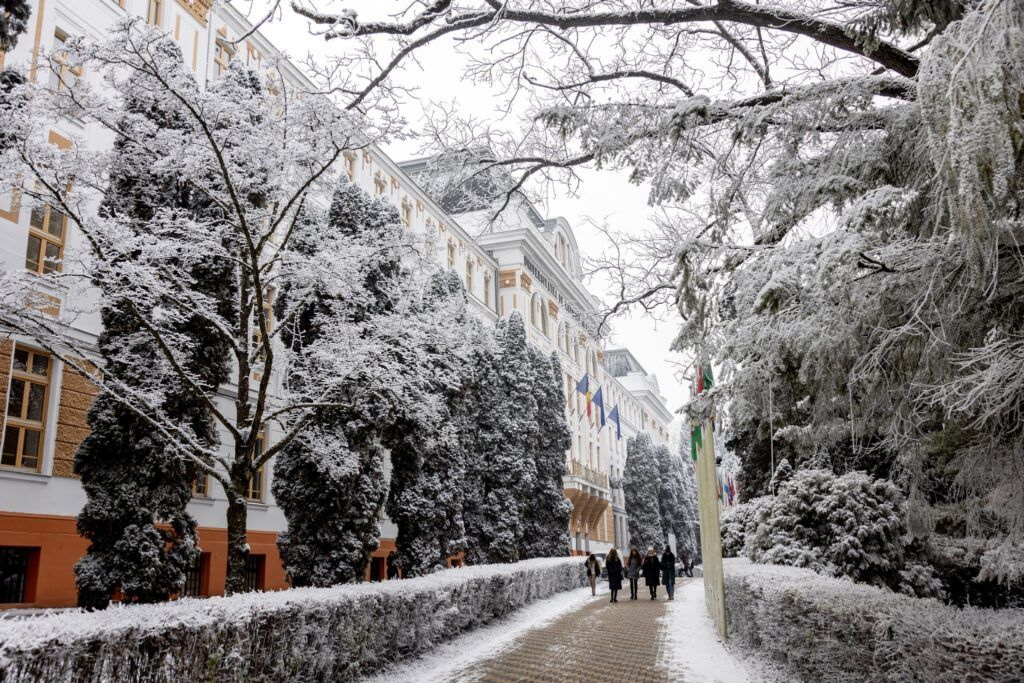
[451,583,675,682]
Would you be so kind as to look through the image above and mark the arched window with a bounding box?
[557,233,569,268]
[530,293,542,330]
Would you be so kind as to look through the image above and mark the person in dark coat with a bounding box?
[626,547,643,600]
[661,547,676,600]
[605,548,623,603]
[642,546,661,599]
[584,553,602,596]
[386,550,400,580]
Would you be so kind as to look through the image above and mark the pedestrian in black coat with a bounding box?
[605,548,623,603]
[642,546,660,599]
[626,547,642,600]
[661,547,676,600]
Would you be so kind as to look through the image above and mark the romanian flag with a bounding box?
[608,405,621,440]
[592,387,606,428]
[575,374,591,420]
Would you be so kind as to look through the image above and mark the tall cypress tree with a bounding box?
[520,349,572,558]
[463,311,537,564]
[624,431,665,552]
[385,270,472,575]
[273,179,403,585]
[73,39,233,608]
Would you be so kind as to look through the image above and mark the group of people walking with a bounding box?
[584,546,678,602]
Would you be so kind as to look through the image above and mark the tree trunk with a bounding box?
[225,487,248,595]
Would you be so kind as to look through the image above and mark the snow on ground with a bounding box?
[661,579,753,683]
[359,584,606,682]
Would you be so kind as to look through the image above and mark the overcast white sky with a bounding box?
[255,1,691,416]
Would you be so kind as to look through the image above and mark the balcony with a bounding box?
[566,460,608,488]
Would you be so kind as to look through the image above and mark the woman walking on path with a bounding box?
[584,554,602,596]
[642,546,661,600]
[626,547,642,600]
[605,549,623,603]
[661,547,676,600]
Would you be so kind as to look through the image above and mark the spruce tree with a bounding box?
[463,311,537,564]
[0,1,30,152]
[273,179,403,585]
[674,449,701,561]
[623,431,665,552]
[385,270,473,576]
[73,40,232,608]
[654,443,682,547]
[770,457,794,495]
[520,350,572,558]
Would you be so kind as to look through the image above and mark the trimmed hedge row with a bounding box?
[0,557,584,682]
[723,557,1024,682]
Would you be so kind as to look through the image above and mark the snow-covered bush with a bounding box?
[0,558,584,682]
[745,469,942,597]
[720,496,770,557]
[724,557,1024,683]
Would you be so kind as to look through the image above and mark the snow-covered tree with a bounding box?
[746,468,942,597]
[520,349,572,559]
[272,179,409,586]
[623,431,664,552]
[384,270,476,576]
[720,496,770,558]
[462,311,538,564]
[0,1,29,53]
[770,458,793,496]
[0,20,425,594]
[672,430,701,560]
[73,38,236,608]
[291,0,1024,581]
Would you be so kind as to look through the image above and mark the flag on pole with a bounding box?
[575,374,591,420]
[592,387,606,428]
[608,405,621,440]
[690,424,702,461]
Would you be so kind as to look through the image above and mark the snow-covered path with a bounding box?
[361,577,758,682]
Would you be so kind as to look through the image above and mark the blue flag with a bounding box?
[608,405,621,439]
[592,387,605,428]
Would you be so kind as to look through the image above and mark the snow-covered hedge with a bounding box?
[724,557,1024,682]
[0,557,584,682]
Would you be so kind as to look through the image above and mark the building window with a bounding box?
[243,554,265,592]
[26,191,67,275]
[49,30,83,94]
[0,547,36,603]
[344,153,356,180]
[447,241,455,270]
[248,431,266,502]
[146,0,162,25]
[483,270,491,307]
[183,552,209,597]
[214,35,234,77]
[373,174,385,196]
[401,199,412,227]
[2,347,52,471]
[193,473,208,497]
[465,258,474,294]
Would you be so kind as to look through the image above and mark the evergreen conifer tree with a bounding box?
[463,311,537,564]
[654,443,683,548]
[674,449,701,560]
[770,457,794,495]
[519,350,572,558]
[0,1,30,151]
[73,40,233,609]
[623,431,665,552]
[273,179,404,585]
[385,270,473,576]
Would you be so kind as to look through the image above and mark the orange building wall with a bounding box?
[0,512,297,608]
